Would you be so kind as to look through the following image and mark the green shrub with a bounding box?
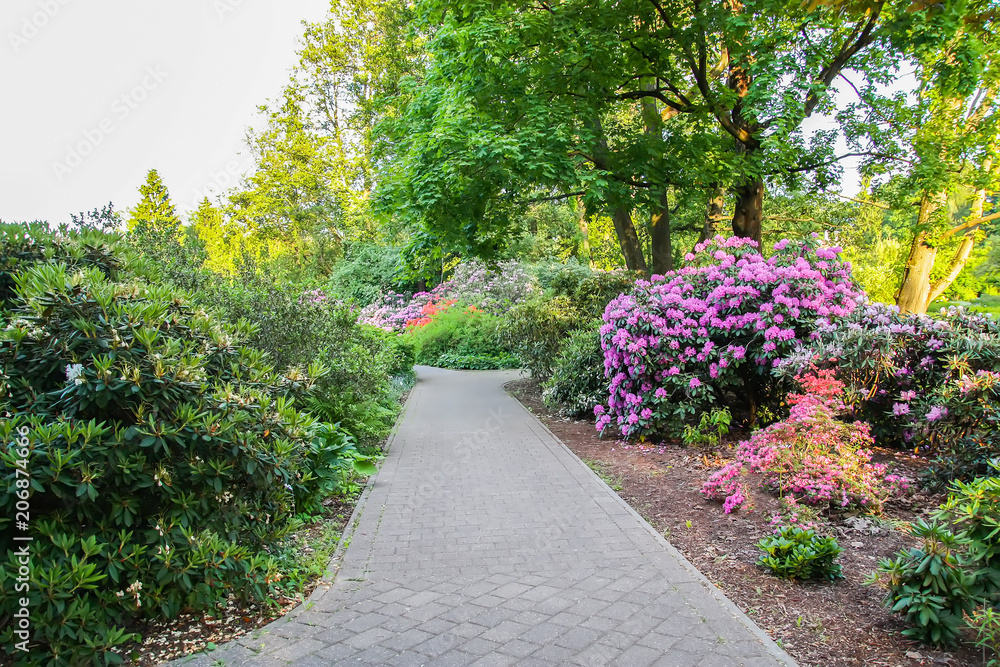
[541,321,606,417]
[500,295,583,379]
[308,323,415,448]
[681,407,732,451]
[195,265,337,370]
[0,229,369,664]
[570,270,639,319]
[969,606,1000,666]
[874,471,1000,647]
[405,305,511,367]
[533,260,593,296]
[437,352,520,370]
[327,243,407,307]
[872,519,975,646]
[757,526,844,581]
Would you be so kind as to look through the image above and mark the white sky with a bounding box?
[0,0,332,224]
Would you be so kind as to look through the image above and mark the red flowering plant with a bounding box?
[701,368,911,515]
[594,234,862,438]
[405,298,458,329]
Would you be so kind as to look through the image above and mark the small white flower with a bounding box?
[65,363,85,382]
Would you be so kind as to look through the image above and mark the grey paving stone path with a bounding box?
[173,366,795,667]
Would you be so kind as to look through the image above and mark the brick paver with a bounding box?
[171,367,795,666]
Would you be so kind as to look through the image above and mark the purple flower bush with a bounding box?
[778,303,1000,482]
[595,235,862,438]
[358,260,533,332]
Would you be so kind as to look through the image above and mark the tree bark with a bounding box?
[589,110,648,273]
[650,190,673,275]
[640,77,672,275]
[896,193,942,315]
[731,178,764,244]
[699,184,725,244]
[575,195,594,268]
[611,206,648,273]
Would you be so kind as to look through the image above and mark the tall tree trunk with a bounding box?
[731,178,764,244]
[896,193,942,315]
[650,190,673,275]
[699,184,725,244]
[640,77,673,275]
[611,206,648,273]
[575,195,594,268]
[589,111,648,273]
[925,165,990,307]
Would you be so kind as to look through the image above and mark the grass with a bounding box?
[582,458,624,491]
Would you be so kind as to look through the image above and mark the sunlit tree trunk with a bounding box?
[611,206,648,273]
[698,184,726,244]
[575,195,594,268]
[650,190,673,275]
[896,193,943,315]
[731,179,764,244]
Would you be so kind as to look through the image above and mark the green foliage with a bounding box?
[308,323,415,447]
[682,407,732,451]
[436,352,519,370]
[757,526,844,582]
[499,295,583,379]
[969,606,1000,667]
[125,169,209,293]
[873,519,976,646]
[874,468,1000,647]
[405,306,512,368]
[0,227,370,663]
[541,322,606,418]
[327,243,407,306]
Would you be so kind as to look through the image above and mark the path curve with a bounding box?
[173,366,796,667]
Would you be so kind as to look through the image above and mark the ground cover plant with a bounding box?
[0,225,375,664]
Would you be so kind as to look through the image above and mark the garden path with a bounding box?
[172,366,795,667]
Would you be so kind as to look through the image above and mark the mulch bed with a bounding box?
[506,378,985,667]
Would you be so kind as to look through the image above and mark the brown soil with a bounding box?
[506,378,985,667]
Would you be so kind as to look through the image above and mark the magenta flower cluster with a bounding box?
[701,370,910,514]
[594,235,862,438]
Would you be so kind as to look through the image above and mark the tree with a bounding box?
[887,2,999,314]
[126,169,207,290]
[381,0,930,274]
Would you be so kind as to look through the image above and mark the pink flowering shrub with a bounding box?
[358,259,533,332]
[701,369,908,514]
[779,302,1000,483]
[595,235,862,437]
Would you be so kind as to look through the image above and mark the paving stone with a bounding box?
[165,368,795,667]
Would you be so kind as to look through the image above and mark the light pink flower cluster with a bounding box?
[595,235,862,437]
[701,369,910,514]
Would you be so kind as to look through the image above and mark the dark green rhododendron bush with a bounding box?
[0,224,370,664]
